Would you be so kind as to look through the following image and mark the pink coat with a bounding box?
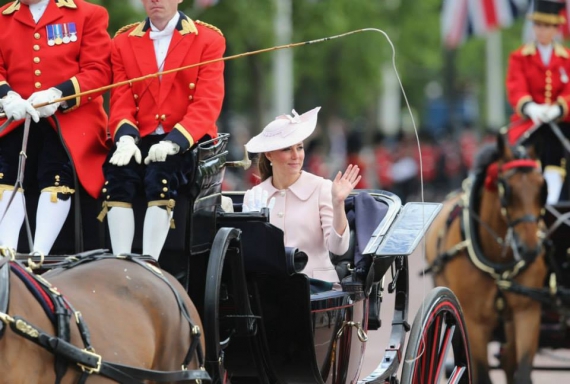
[245,171,350,282]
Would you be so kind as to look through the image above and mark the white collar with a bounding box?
[149,12,180,38]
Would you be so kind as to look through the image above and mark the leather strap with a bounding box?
[9,318,210,384]
[0,259,9,337]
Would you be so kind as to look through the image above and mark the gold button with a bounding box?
[546,91,552,97]
[102,188,107,193]
[105,181,109,185]
[55,175,60,180]
[546,77,552,83]
[133,94,139,99]
[34,33,40,39]
[160,193,165,198]
[546,84,552,91]
[162,187,168,192]
[546,98,552,104]
[188,95,193,101]
[162,179,167,184]
[55,182,60,186]
[33,45,40,51]
[106,195,110,200]
[547,70,552,76]
[35,70,41,76]
[161,114,166,121]
[33,57,40,63]
[189,83,195,89]
[35,82,41,89]
[155,114,159,120]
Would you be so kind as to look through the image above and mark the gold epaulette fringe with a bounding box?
[195,20,223,36]
[114,22,142,38]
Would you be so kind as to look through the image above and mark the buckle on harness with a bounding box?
[78,349,102,374]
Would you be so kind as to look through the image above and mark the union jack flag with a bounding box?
[442,0,529,48]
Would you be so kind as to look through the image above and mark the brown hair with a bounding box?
[258,153,273,181]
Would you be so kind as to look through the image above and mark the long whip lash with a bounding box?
[0,29,366,118]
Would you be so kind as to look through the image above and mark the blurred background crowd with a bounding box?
[2,0,554,203]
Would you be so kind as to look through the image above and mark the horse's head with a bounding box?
[483,132,546,262]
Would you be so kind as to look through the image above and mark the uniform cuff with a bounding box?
[517,96,533,117]
[114,120,140,143]
[164,123,194,152]
[0,82,12,99]
[55,77,80,112]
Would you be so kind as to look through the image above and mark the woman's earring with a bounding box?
[270,162,273,167]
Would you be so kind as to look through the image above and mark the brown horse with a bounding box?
[425,133,547,384]
[0,254,206,383]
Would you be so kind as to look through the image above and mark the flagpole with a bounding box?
[485,29,505,130]
[273,0,293,117]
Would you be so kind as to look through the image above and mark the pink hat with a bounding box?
[245,107,321,153]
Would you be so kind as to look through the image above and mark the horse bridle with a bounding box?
[482,159,546,261]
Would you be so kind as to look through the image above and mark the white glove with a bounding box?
[242,188,276,212]
[543,104,563,122]
[27,87,62,118]
[109,135,142,166]
[1,91,39,122]
[144,140,180,164]
[523,102,549,125]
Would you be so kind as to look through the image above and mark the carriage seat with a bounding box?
[331,192,390,284]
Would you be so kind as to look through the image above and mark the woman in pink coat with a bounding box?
[244,107,361,283]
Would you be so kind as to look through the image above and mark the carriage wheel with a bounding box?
[204,227,242,384]
[400,287,472,384]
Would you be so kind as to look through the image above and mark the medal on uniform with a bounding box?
[560,67,569,84]
[46,24,55,46]
[69,22,77,42]
[62,23,70,44]
[54,24,63,45]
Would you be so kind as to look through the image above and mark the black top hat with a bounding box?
[530,0,566,25]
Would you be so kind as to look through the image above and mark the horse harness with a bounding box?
[0,251,210,384]
[427,159,545,285]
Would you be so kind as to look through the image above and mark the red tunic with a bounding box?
[0,0,111,198]
[506,43,570,144]
[109,14,225,151]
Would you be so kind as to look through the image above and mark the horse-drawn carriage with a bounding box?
[0,132,472,383]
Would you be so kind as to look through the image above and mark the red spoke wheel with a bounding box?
[401,287,471,384]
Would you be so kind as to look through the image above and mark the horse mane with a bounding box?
[472,143,499,178]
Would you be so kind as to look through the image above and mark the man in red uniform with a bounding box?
[99,0,225,260]
[506,0,570,204]
[0,0,111,254]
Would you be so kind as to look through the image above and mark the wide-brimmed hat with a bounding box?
[529,0,566,25]
[245,107,321,153]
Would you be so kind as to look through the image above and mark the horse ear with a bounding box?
[497,127,513,160]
